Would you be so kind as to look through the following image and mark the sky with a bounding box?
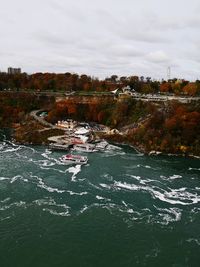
[0,0,200,80]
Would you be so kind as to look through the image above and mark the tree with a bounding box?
[111,75,118,83]
[183,83,198,96]
[160,82,171,93]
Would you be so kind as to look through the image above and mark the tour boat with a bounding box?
[71,143,98,153]
[49,143,71,151]
[60,154,88,165]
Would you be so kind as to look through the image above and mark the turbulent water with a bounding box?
[0,130,200,267]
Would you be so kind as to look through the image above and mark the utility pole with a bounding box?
[167,66,171,81]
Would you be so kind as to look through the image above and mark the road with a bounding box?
[1,90,200,103]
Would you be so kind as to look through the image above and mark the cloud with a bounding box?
[109,44,144,57]
[146,51,170,63]
[0,0,199,80]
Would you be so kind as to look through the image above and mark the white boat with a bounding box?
[74,127,90,135]
[72,143,98,153]
[60,154,88,165]
[95,140,108,151]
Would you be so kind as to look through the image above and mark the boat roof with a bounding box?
[75,127,90,135]
[63,154,86,159]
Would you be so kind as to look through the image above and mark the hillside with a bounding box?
[1,92,200,156]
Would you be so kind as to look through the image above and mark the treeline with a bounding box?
[0,72,200,96]
[0,92,54,127]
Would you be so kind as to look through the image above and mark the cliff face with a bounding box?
[47,95,151,128]
[51,95,200,156]
[1,92,200,156]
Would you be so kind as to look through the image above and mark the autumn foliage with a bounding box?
[0,72,200,96]
[0,92,54,127]
[128,102,200,155]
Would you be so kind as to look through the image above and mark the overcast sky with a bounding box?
[0,0,200,80]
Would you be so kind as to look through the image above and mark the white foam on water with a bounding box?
[102,145,125,157]
[121,201,136,214]
[186,238,200,246]
[30,173,65,193]
[42,149,62,162]
[0,177,10,181]
[169,174,182,180]
[191,207,200,213]
[38,184,65,193]
[0,201,26,211]
[0,144,4,150]
[40,161,56,167]
[135,153,144,156]
[19,145,37,153]
[114,181,200,206]
[3,147,20,153]
[131,175,141,180]
[189,167,200,171]
[10,175,23,184]
[67,190,88,196]
[41,149,52,158]
[136,164,160,170]
[40,166,69,174]
[114,181,140,191]
[145,165,151,169]
[40,150,62,166]
[154,207,182,225]
[126,208,134,214]
[67,165,82,182]
[96,195,104,200]
[126,174,147,185]
[151,187,200,206]
[79,205,89,214]
[103,203,141,218]
[0,198,11,203]
[122,200,128,207]
[99,183,111,190]
[3,174,31,184]
[34,198,69,209]
[0,216,11,221]
[101,173,113,181]
[42,208,70,217]
[87,181,103,190]
[124,164,141,170]
[107,144,122,151]
[34,198,70,217]
[96,195,111,201]
[78,203,106,215]
[15,152,29,160]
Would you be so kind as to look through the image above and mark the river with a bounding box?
[0,130,200,267]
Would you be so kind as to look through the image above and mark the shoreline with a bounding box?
[8,121,200,159]
[2,127,199,160]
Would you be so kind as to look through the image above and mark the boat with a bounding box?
[71,143,98,153]
[60,154,88,165]
[94,140,108,151]
[49,143,72,151]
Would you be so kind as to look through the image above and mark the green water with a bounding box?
[0,130,200,267]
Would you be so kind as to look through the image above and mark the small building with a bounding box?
[122,85,134,93]
[56,120,77,130]
[8,67,21,75]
